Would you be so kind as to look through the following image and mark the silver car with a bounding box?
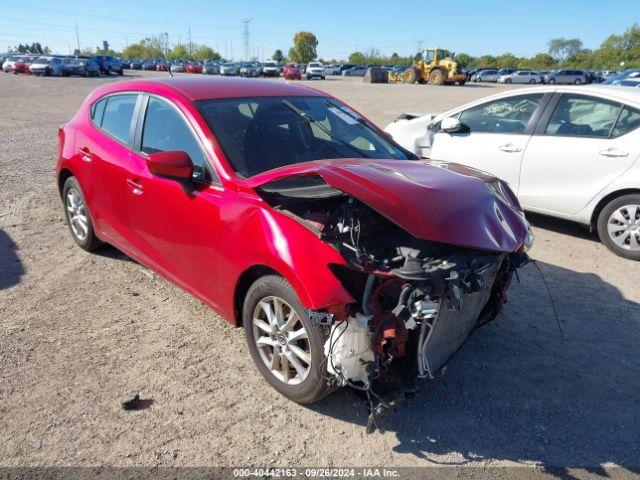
[29,56,66,76]
[544,69,590,85]
[475,69,500,82]
[239,62,260,77]
[220,62,240,76]
[497,70,543,84]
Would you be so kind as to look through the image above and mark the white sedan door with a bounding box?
[518,93,640,215]
[430,93,546,192]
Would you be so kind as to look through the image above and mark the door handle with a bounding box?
[79,147,92,163]
[499,144,522,153]
[599,148,629,158]
[126,178,144,195]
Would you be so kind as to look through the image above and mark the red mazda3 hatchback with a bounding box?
[57,77,530,421]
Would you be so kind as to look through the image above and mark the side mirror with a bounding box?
[146,151,193,180]
[441,116,465,133]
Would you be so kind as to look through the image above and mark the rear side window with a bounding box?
[96,94,137,144]
[612,106,640,137]
[546,94,621,137]
[459,93,543,134]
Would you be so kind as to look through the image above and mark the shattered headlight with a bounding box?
[524,221,534,252]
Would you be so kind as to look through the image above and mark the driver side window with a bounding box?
[458,94,543,134]
[141,97,211,182]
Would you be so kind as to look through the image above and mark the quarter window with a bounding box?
[612,106,640,137]
[458,94,543,134]
[141,97,209,182]
[99,94,137,144]
[546,94,621,137]
[90,98,107,125]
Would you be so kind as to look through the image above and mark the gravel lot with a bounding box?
[1,71,639,476]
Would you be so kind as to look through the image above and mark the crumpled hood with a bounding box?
[246,158,530,252]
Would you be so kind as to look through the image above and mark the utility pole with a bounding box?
[75,23,80,54]
[241,18,252,61]
[188,26,192,55]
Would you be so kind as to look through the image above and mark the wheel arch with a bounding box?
[590,188,640,228]
[233,264,282,327]
[58,168,75,197]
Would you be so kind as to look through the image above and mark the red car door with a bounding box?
[123,95,225,307]
[82,93,141,246]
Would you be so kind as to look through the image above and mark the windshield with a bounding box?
[197,96,415,177]
[264,62,276,67]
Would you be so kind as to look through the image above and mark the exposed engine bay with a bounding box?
[258,174,529,433]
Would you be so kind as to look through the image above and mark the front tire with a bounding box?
[62,177,102,252]
[243,275,334,404]
[597,194,640,260]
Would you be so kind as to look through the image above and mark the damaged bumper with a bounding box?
[250,158,531,431]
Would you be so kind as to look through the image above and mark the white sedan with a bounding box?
[385,85,640,260]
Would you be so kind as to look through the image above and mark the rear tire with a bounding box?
[243,275,334,404]
[597,194,640,261]
[574,78,582,85]
[62,177,102,252]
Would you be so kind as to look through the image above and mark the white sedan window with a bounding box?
[546,95,621,137]
[458,94,543,134]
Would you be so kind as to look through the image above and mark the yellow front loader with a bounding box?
[390,48,467,85]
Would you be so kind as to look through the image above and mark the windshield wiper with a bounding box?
[282,100,366,159]
[324,100,367,126]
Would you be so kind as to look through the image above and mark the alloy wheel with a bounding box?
[252,296,311,385]
[66,188,89,242]
[607,204,640,251]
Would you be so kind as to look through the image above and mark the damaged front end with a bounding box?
[252,159,531,432]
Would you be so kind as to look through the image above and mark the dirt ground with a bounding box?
[1,71,639,477]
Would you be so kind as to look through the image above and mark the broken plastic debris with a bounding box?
[120,390,140,410]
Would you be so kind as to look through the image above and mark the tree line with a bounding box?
[348,24,640,71]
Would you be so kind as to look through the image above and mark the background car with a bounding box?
[305,62,325,80]
[497,70,543,84]
[283,62,301,80]
[141,59,156,71]
[29,56,66,76]
[475,69,500,82]
[220,62,239,76]
[339,64,355,74]
[385,85,640,259]
[156,60,169,71]
[130,59,143,70]
[11,55,38,74]
[323,64,341,75]
[605,69,640,85]
[203,61,220,75]
[64,57,100,77]
[93,55,123,75]
[239,62,260,77]
[261,60,279,77]
[544,69,590,84]
[186,61,203,74]
[170,62,185,73]
[2,55,22,72]
[343,65,368,77]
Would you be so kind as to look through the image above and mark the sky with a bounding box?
[0,0,637,59]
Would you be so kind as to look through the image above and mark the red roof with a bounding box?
[97,76,324,101]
